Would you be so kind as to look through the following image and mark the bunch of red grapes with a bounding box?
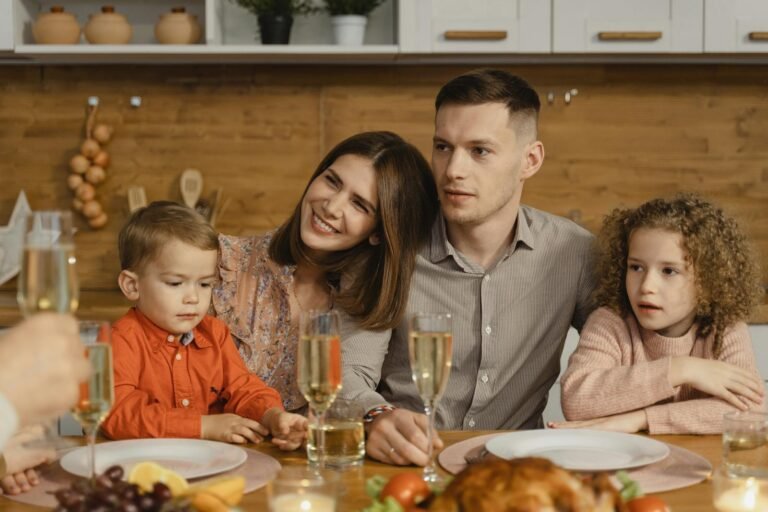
[52,465,192,512]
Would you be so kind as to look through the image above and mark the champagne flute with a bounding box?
[73,321,114,480]
[17,210,79,316]
[408,312,452,485]
[17,210,79,447]
[298,310,342,468]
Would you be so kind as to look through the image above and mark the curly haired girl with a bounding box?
[551,193,764,434]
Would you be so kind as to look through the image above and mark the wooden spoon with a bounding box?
[180,169,203,209]
[127,186,147,213]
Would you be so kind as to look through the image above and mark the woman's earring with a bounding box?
[369,233,381,246]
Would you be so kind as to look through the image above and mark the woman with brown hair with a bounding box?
[212,131,439,412]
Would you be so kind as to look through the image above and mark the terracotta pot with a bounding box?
[155,7,202,44]
[84,5,132,44]
[32,6,81,44]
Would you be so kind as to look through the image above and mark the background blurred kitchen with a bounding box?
[0,0,766,424]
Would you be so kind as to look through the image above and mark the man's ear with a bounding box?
[369,232,381,246]
[118,270,140,301]
[520,140,545,181]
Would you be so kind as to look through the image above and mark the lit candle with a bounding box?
[714,478,768,512]
[270,492,336,512]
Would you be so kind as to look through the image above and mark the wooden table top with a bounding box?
[0,431,722,511]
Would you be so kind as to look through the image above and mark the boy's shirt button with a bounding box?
[167,335,175,342]
[181,399,190,407]
[175,353,182,361]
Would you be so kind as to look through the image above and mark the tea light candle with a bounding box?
[270,492,336,512]
[714,478,768,512]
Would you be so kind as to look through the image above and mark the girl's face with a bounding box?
[625,227,698,337]
[299,153,380,255]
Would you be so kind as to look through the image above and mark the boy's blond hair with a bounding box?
[118,201,218,272]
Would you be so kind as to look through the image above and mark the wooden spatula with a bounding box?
[127,186,147,213]
[180,169,203,209]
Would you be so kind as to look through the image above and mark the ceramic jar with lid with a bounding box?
[155,7,202,44]
[32,6,81,44]
[84,5,132,44]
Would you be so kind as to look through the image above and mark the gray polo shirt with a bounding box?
[340,205,596,430]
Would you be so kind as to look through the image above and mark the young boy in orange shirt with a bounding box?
[101,202,307,449]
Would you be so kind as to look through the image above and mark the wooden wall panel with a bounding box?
[0,64,765,321]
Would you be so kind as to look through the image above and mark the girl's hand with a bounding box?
[201,413,269,444]
[670,357,765,409]
[548,410,648,433]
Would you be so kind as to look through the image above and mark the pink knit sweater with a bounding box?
[560,307,762,434]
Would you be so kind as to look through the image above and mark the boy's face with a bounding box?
[121,239,218,335]
[625,227,698,337]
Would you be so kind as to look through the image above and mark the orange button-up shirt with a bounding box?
[101,308,283,440]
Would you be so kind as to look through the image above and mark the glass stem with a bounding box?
[423,402,437,481]
[317,409,326,470]
[87,424,98,480]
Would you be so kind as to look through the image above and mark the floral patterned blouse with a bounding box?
[211,231,306,412]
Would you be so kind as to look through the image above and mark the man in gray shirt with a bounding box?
[341,69,596,466]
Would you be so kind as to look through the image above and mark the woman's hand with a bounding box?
[1,426,56,495]
[201,413,269,444]
[548,410,648,433]
[263,408,308,451]
[669,357,764,410]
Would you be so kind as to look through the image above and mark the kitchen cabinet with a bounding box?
[398,0,550,54]
[0,0,14,50]
[552,0,704,53]
[705,0,768,52]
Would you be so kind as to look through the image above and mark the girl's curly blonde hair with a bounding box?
[594,193,763,356]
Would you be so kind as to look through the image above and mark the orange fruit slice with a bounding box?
[127,462,189,496]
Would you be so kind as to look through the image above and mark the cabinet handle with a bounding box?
[748,32,768,41]
[597,31,662,41]
[444,30,508,41]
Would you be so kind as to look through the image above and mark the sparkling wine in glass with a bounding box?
[408,313,452,485]
[17,211,79,315]
[73,321,114,479]
[298,310,342,468]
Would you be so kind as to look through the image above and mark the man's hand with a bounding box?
[365,409,444,466]
[0,314,90,428]
[262,408,308,451]
[548,410,648,433]
[670,357,764,410]
[201,413,269,444]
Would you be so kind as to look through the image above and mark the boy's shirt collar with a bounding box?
[131,307,213,351]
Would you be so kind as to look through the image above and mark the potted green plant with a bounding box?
[323,0,385,45]
[231,0,317,44]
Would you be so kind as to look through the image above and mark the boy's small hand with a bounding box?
[201,413,269,444]
[263,409,308,451]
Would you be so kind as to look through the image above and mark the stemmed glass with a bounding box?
[408,313,453,485]
[297,310,342,468]
[73,321,114,479]
[17,211,79,316]
[16,210,79,447]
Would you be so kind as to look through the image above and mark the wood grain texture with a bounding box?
[0,65,765,322]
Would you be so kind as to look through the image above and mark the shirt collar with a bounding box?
[427,206,536,265]
[131,308,213,351]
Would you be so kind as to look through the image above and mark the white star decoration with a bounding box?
[0,191,31,286]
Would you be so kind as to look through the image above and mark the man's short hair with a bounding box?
[118,201,218,272]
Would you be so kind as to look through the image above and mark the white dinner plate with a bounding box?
[485,429,670,471]
[60,438,247,479]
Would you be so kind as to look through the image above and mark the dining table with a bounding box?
[0,430,722,511]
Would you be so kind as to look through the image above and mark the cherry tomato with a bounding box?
[380,473,431,508]
[627,496,670,512]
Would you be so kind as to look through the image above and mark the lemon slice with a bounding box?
[128,462,189,496]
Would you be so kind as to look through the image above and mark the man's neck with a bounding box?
[445,203,521,271]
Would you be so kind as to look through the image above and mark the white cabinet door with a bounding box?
[553,0,703,53]
[0,0,13,50]
[399,0,550,54]
[705,0,768,52]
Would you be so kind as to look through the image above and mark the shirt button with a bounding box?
[468,418,476,428]
[481,373,489,383]
[175,353,182,361]
[181,399,190,407]
[167,335,174,342]
[484,274,490,282]
[485,325,492,335]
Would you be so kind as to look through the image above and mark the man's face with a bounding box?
[431,102,536,227]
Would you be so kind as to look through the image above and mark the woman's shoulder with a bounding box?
[218,231,275,271]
